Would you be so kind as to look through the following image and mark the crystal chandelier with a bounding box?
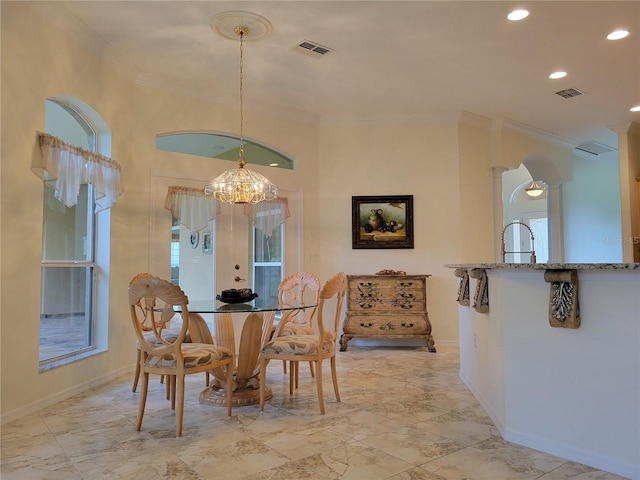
[205,25,277,204]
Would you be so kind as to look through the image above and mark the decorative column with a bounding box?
[493,166,509,261]
[546,180,564,263]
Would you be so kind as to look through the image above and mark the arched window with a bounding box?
[39,98,113,367]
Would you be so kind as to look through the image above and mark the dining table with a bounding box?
[186,299,318,407]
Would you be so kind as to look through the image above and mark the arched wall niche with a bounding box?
[502,164,550,263]
[498,148,573,263]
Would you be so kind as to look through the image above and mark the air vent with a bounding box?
[295,40,333,58]
[575,141,616,156]
[555,88,585,99]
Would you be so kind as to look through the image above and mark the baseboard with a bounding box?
[504,427,639,480]
[459,371,638,480]
[458,370,505,435]
[1,365,133,426]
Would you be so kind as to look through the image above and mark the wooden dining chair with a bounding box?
[273,272,320,381]
[128,273,234,436]
[259,272,347,414]
[131,298,183,394]
[187,312,226,387]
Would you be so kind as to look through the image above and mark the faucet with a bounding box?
[501,221,536,264]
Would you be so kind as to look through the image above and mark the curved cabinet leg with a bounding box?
[339,334,350,352]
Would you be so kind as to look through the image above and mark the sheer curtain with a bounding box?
[164,186,220,234]
[32,132,124,212]
[243,196,290,237]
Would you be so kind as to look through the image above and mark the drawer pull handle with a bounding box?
[400,322,415,328]
[359,322,374,328]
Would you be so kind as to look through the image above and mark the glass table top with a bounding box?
[185,299,317,314]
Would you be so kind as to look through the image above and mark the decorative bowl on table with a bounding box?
[216,288,258,304]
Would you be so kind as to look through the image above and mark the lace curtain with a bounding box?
[164,186,220,234]
[32,132,124,212]
[243,196,290,237]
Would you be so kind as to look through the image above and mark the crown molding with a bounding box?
[609,121,640,138]
[457,111,493,130]
[319,110,483,128]
[498,118,578,150]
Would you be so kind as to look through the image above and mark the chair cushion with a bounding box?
[280,323,315,336]
[145,343,232,369]
[261,335,334,356]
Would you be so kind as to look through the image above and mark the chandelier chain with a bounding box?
[239,30,244,161]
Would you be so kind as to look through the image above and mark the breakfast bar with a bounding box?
[446,263,640,480]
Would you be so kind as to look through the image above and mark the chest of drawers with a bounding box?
[340,274,436,352]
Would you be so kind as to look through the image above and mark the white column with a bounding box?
[493,166,509,261]
[546,180,564,262]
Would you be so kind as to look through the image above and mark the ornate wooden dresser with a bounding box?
[340,274,436,352]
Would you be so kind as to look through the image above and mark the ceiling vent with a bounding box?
[555,88,585,99]
[294,40,333,58]
[574,141,617,156]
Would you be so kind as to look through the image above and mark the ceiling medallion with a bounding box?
[210,11,272,41]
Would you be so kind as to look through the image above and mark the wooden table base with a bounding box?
[199,383,272,407]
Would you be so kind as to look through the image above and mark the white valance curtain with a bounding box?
[164,186,220,234]
[243,196,290,237]
[32,132,124,212]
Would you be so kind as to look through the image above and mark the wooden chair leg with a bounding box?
[315,359,325,414]
[132,349,141,392]
[259,358,267,412]
[283,360,287,374]
[225,361,233,417]
[170,375,176,410]
[309,361,315,378]
[289,360,298,395]
[330,356,341,402]
[176,374,185,437]
[136,372,149,431]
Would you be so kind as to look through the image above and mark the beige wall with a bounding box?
[317,116,494,346]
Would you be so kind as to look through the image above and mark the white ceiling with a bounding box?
[31,1,640,150]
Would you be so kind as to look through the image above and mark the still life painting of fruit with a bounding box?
[352,195,414,249]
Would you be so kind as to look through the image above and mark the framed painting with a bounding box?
[352,195,414,249]
[201,230,213,254]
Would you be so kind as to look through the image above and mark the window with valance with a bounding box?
[164,186,220,234]
[243,196,290,238]
[32,132,124,212]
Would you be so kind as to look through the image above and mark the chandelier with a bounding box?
[205,22,277,205]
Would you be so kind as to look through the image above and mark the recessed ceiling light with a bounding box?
[269,163,279,167]
[549,71,567,79]
[631,106,640,112]
[607,29,629,40]
[507,9,529,21]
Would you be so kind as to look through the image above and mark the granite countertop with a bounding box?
[444,263,639,270]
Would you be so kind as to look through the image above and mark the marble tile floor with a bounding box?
[1,346,627,480]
